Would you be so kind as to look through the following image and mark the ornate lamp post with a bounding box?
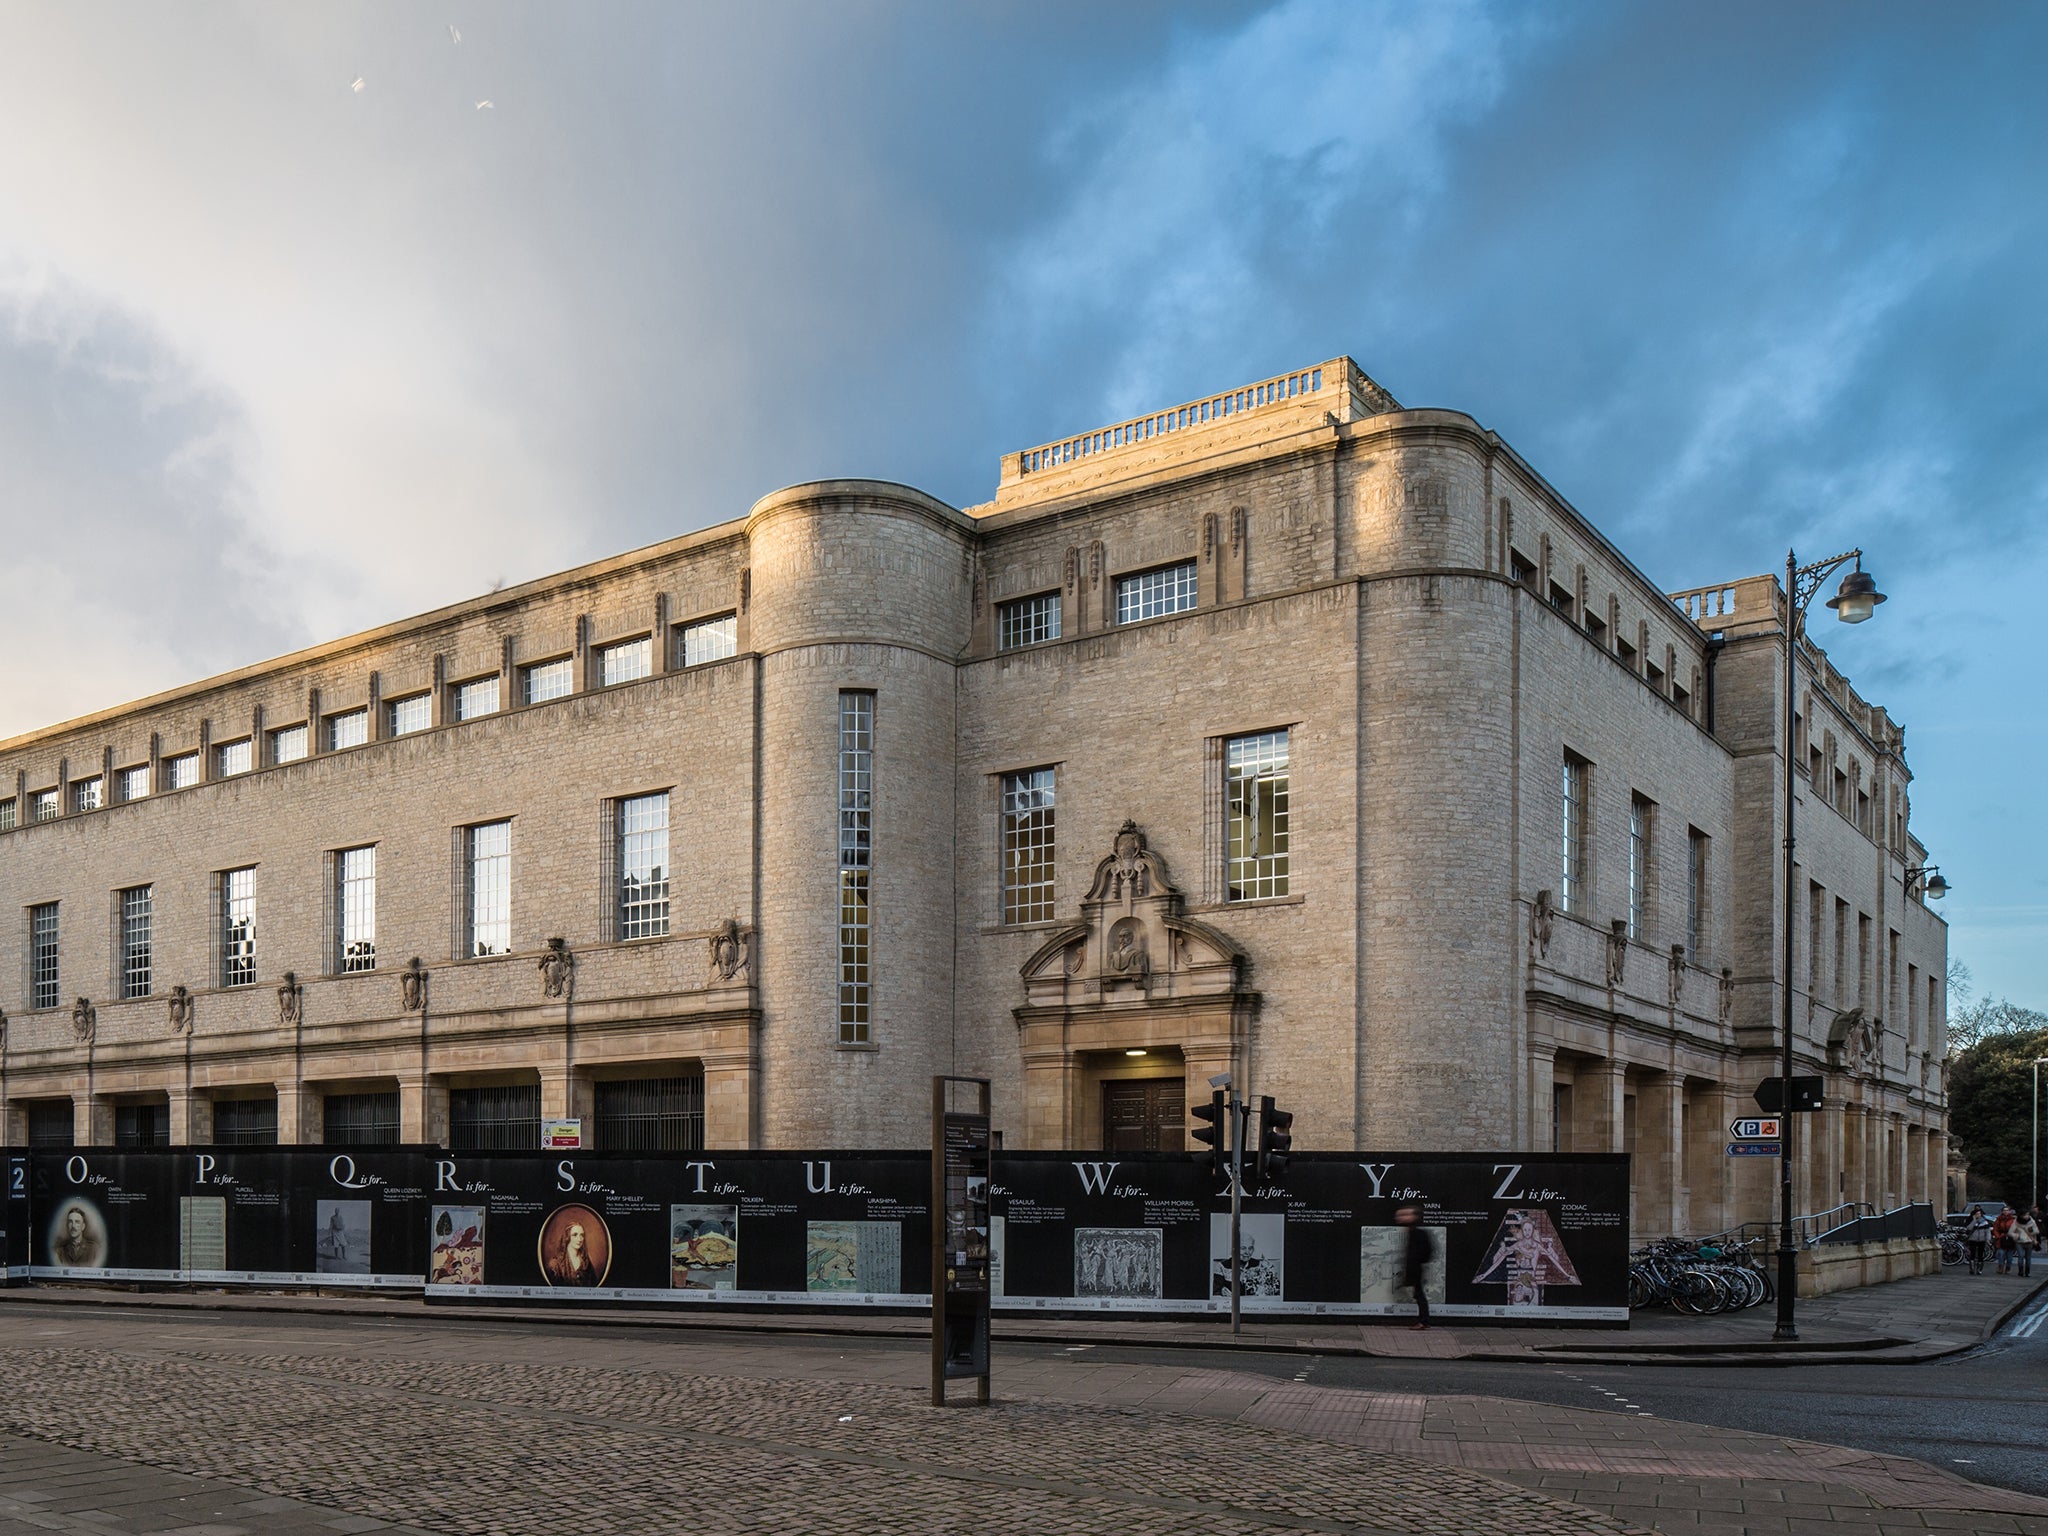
[1775,549,1885,1340]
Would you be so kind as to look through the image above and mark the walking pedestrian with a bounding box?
[1395,1204,1435,1330]
[1965,1205,1993,1275]
[1993,1206,2018,1276]
[2017,1209,2040,1280]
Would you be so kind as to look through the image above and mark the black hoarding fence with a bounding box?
[26,1148,429,1288]
[0,1148,1632,1323]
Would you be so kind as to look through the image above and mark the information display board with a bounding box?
[27,1148,429,1288]
[419,1150,932,1307]
[992,1151,1630,1322]
[2,1154,28,1283]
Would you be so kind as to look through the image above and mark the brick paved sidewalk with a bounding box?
[2,1264,2035,1364]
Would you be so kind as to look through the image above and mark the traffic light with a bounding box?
[1190,1090,1227,1179]
[1256,1095,1293,1181]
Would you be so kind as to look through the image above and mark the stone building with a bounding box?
[0,357,1946,1237]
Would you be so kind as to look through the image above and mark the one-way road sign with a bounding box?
[1728,1117,1781,1140]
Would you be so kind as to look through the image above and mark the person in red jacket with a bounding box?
[1992,1206,2019,1275]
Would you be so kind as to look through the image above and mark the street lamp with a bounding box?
[1775,549,1887,1340]
[2034,1058,2048,1215]
[1904,866,1949,901]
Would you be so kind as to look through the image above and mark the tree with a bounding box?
[1948,1022,2048,1207]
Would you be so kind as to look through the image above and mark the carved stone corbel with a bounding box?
[539,938,574,998]
[1668,945,1686,1007]
[400,957,428,1013]
[278,972,303,1027]
[1718,967,1735,1024]
[1605,920,1628,988]
[71,997,96,1045]
[166,985,194,1035]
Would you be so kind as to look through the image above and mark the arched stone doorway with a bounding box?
[1014,821,1258,1150]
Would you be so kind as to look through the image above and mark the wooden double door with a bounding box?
[1102,1078,1186,1153]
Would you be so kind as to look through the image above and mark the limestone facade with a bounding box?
[0,357,1946,1237]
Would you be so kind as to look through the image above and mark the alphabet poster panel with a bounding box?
[3,1154,29,1282]
[29,1150,428,1287]
[420,1151,932,1306]
[991,1152,1630,1321]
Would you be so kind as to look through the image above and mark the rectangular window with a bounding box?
[465,821,512,957]
[1560,753,1588,914]
[120,885,153,999]
[1000,768,1057,923]
[30,903,58,1010]
[1808,882,1825,993]
[72,777,103,813]
[0,798,14,830]
[216,738,252,777]
[1115,560,1199,624]
[270,723,309,764]
[1627,795,1652,941]
[453,676,500,721]
[338,846,377,972]
[593,1075,705,1151]
[31,789,60,822]
[114,1103,168,1149]
[600,637,652,686]
[219,867,256,987]
[1226,729,1291,901]
[210,1097,278,1146]
[1858,914,1872,1008]
[327,709,369,750]
[165,753,201,789]
[449,1085,542,1152]
[1686,829,1709,962]
[117,766,149,803]
[679,614,738,668]
[25,1102,73,1148]
[1834,899,1850,1003]
[998,592,1062,651]
[522,656,574,704]
[838,691,873,1044]
[386,694,431,737]
[617,792,671,940]
[323,1092,400,1148]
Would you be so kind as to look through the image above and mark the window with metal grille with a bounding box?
[1225,729,1290,901]
[453,676,499,720]
[522,657,574,704]
[386,694,431,737]
[1114,561,1197,624]
[115,1103,168,1148]
[72,777,102,813]
[1561,754,1588,914]
[449,1085,541,1151]
[1627,795,1652,940]
[210,1097,278,1146]
[679,614,737,667]
[323,1092,400,1147]
[997,592,1062,650]
[838,691,873,1044]
[270,723,309,764]
[0,798,14,830]
[1687,828,1709,962]
[338,846,377,972]
[31,789,59,822]
[216,738,252,776]
[120,885,153,998]
[466,821,512,956]
[117,766,149,802]
[617,792,671,940]
[219,867,256,987]
[594,1076,705,1151]
[1000,768,1056,923]
[30,902,58,1010]
[327,710,369,750]
[600,637,652,686]
[25,1101,73,1148]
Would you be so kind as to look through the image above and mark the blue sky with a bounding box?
[1,2,2042,1000]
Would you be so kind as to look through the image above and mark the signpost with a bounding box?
[1726,1141,1781,1157]
[1727,1118,1781,1142]
[931,1076,992,1407]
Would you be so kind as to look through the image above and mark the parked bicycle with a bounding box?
[1628,1235,1775,1314]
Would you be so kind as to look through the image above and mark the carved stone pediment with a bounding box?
[1021,820,1245,1008]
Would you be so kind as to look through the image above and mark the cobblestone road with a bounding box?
[0,1335,1642,1536]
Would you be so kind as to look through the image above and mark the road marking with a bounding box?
[2010,1301,2048,1340]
